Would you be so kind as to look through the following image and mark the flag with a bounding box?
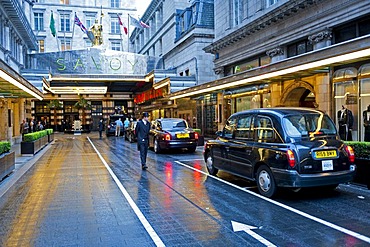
[50,11,56,37]
[129,15,144,29]
[117,14,128,35]
[74,13,88,34]
[140,19,150,28]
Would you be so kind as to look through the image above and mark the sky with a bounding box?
[137,0,151,17]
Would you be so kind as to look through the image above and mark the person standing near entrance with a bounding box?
[98,118,104,139]
[123,117,130,137]
[135,112,150,170]
[115,118,123,137]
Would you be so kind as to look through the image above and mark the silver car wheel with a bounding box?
[206,155,213,170]
[154,139,160,153]
[258,170,271,192]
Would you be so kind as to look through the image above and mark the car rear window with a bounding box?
[283,114,337,138]
[162,120,188,129]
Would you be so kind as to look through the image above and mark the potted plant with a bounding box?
[21,130,48,155]
[0,141,15,180]
[47,99,63,131]
[46,128,54,142]
[74,95,92,132]
[345,141,370,189]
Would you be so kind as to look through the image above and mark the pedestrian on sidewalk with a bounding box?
[20,119,29,140]
[135,112,150,170]
[98,118,104,139]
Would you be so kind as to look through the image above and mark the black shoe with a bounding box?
[142,165,148,170]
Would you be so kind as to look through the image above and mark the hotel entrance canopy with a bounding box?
[0,59,43,100]
[28,48,159,95]
[169,35,370,100]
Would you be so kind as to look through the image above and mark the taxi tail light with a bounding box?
[165,133,171,141]
[345,145,355,163]
[287,149,296,168]
[194,132,199,139]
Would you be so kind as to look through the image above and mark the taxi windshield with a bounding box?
[283,113,337,138]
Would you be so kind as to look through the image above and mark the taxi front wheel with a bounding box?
[257,165,277,198]
[206,152,218,176]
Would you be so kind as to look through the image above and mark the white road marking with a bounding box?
[175,160,370,244]
[88,137,165,247]
[232,221,277,247]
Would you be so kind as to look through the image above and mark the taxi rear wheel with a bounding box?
[154,139,161,153]
[257,165,277,198]
[206,152,218,175]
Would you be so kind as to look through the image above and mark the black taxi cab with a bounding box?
[149,118,199,153]
[203,108,356,197]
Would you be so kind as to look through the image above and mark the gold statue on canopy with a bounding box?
[89,19,103,46]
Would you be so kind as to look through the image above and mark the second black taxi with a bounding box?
[149,118,199,153]
[203,108,356,198]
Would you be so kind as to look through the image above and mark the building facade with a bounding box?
[169,0,370,140]
[31,0,138,53]
[130,0,216,125]
[0,0,44,144]
[26,0,157,132]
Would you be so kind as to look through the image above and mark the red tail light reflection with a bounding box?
[345,145,355,163]
[287,150,295,168]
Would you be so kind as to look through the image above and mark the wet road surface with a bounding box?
[0,133,370,246]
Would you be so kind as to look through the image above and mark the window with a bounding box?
[60,13,71,32]
[110,0,119,8]
[85,15,96,30]
[235,115,252,139]
[255,116,274,142]
[34,12,44,31]
[267,0,278,7]
[233,0,241,26]
[38,39,45,52]
[333,16,370,44]
[60,39,71,51]
[111,41,121,51]
[224,117,236,138]
[111,17,120,34]
[287,40,313,58]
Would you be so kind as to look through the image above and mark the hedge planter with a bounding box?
[21,136,48,155]
[345,141,370,189]
[0,151,15,180]
[48,133,54,142]
[353,158,370,189]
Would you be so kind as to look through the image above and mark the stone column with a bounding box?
[266,47,285,63]
[308,29,332,50]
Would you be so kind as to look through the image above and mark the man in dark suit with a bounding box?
[135,112,151,170]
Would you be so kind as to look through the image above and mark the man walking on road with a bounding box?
[115,118,123,137]
[98,118,104,139]
[135,112,150,170]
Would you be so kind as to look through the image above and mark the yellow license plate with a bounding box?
[176,133,189,138]
[315,150,337,158]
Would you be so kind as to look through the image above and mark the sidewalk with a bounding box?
[0,133,155,246]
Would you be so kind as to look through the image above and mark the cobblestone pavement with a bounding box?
[1,133,370,247]
[0,134,155,247]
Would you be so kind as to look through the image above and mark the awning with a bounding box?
[170,35,370,100]
[0,59,43,100]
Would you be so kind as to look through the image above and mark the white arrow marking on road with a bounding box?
[231,221,276,247]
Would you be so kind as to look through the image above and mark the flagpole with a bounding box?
[71,12,76,50]
[127,14,130,52]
